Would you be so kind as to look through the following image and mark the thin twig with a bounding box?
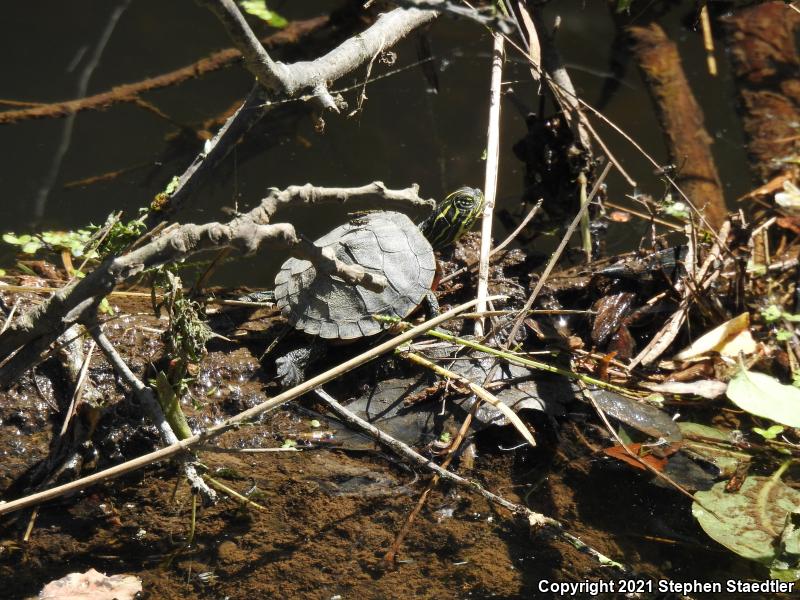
[699,4,718,76]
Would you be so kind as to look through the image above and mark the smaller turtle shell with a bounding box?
[274,212,436,340]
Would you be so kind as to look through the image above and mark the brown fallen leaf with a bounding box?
[603,442,680,472]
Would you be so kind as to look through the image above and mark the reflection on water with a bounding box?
[0,0,750,285]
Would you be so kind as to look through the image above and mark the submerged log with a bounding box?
[722,2,800,183]
[628,23,727,230]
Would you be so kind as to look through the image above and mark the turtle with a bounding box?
[273,187,485,387]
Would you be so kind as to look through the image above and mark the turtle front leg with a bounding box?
[275,343,326,388]
[423,290,440,320]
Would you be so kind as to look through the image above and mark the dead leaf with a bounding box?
[603,442,680,472]
[674,313,755,360]
[640,379,727,399]
[39,568,142,600]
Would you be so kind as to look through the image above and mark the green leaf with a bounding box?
[753,425,785,440]
[661,200,690,220]
[0,269,5,277]
[164,175,181,196]
[727,367,800,427]
[693,475,800,566]
[99,298,115,315]
[239,0,287,28]
[771,567,800,582]
[21,241,41,254]
[763,305,784,322]
[777,329,795,342]
[2,233,20,244]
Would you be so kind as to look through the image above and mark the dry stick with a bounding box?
[0,297,494,516]
[699,3,718,76]
[315,386,629,573]
[89,323,217,502]
[439,200,541,285]
[196,445,299,454]
[578,172,591,261]
[475,33,505,337]
[202,475,269,512]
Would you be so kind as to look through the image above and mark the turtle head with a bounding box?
[419,187,485,250]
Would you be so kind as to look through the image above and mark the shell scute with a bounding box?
[274,211,436,340]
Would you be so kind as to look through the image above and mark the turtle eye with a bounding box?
[455,196,474,211]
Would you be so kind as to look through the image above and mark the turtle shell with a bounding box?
[274,211,436,340]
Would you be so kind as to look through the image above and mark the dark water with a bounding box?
[0,1,751,284]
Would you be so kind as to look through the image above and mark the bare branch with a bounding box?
[90,322,217,502]
[196,0,291,94]
[201,2,437,100]
[159,7,438,221]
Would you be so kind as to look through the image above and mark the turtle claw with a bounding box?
[275,347,312,388]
